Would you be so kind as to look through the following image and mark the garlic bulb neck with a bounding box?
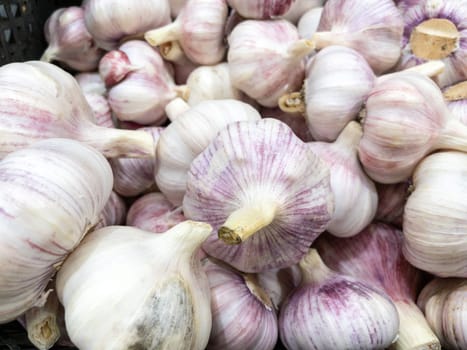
[145,21,181,46]
[165,97,191,121]
[444,80,467,101]
[402,60,445,79]
[286,39,315,60]
[243,274,274,311]
[278,91,306,114]
[334,120,362,150]
[298,249,334,284]
[160,40,186,62]
[218,201,278,244]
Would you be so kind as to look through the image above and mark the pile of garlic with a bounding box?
[1,0,467,349]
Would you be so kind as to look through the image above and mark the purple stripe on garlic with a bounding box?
[226,0,295,19]
[94,191,127,230]
[183,118,333,272]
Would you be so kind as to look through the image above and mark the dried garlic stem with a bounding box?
[404,61,445,78]
[443,81,467,101]
[409,18,460,60]
[278,92,306,113]
[286,39,315,59]
[174,85,190,101]
[298,248,333,284]
[310,31,337,50]
[145,22,180,46]
[390,301,441,350]
[160,41,185,62]
[218,203,277,244]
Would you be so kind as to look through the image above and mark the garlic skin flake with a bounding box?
[0,138,112,323]
[228,19,313,107]
[309,121,378,237]
[183,118,333,272]
[156,99,261,206]
[279,249,400,350]
[56,221,213,350]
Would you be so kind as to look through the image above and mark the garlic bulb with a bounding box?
[98,49,138,87]
[110,127,162,197]
[281,0,324,23]
[297,6,323,40]
[312,0,403,74]
[75,72,106,96]
[397,0,467,87]
[0,61,155,158]
[95,191,127,230]
[165,97,191,121]
[183,118,333,272]
[418,278,467,349]
[41,7,103,71]
[0,138,112,323]
[83,0,171,50]
[145,0,228,65]
[185,63,243,106]
[280,249,400,350]
[375,181,410,228]
[56,221,213,350]
[126,192,185,233]
[228,19,313,107]
[359,71,467,184]
[260,107,313,142]
[309,121,378,237]
[204,259,278,350]
[102,41,183,125]
[315,223,441,350]
[403,151,467,278]
[227,0,295,19]
[257,265,301,310]
[156,99,261,206]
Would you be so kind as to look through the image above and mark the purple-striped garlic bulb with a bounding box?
[403,151,467,278]
[95,191,127,230]
[183,118,333,272]
[359,72,467,184]
[145,0,228,65]
[397,0,467,88]
[279,249,400,350]
[110,127,162,197]
[257,265,301,310]
[0,138,112,323]
[126,192,185,233]
[418,278,467,349]
[41,7,103,71]
[204,259,278,350]
[311,0,403,74]
[100,41,184,125]
[228,19,313,107]
[444,80,467,125]
[281,0,324,23]
[0,61,154,159]
[226,0,295,19]
[297,6,323,40]
[185,63,244,106]
[56,221,213,350]
[309,122,378,237]
[260,107,313,142]
[83,0,170,50]
[315,223,440,350]
[375,181,410,228]
[156,99,261,206]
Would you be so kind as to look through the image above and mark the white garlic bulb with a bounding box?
[228,19,313,107]
[83,0,171,50]
[279,249,400,350]
[309,122,378,237]
[281,0,324,23]
[95,191,127,230]
[156,99,261,206]
[0,138,112,323]
[56,221,212,350]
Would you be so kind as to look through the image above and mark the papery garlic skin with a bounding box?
[126,192,185,233]
[42,7,103,71]
[228,20,313,107]
[309,122,378,237]
[145,0,228,65]
[183,119,333,272]
[0,61,155,159]
[204,260,278,350]
[0,138,112,323]
[281,0,324,23]
[227,0,295,19]
[314,0,403,74]
[56,221,212,350]
[156,99,261,206]
[104,41,180,125]
[279,249,400,350]
[95,191,126,230]
[403,151,467,277]
[83,0,171,50]
[297,6,323,40]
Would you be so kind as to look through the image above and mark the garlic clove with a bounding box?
[0,138,112,323]
[126,192,185,233]
[279,249,400,350]
[183,118,333,272]
[56,221,212,350]
[309,121,378,237]
[228,19,313,107]
[94,191,127,230]
[280,0,324,23]
[156,99,261,206]
[226,0,295,19]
